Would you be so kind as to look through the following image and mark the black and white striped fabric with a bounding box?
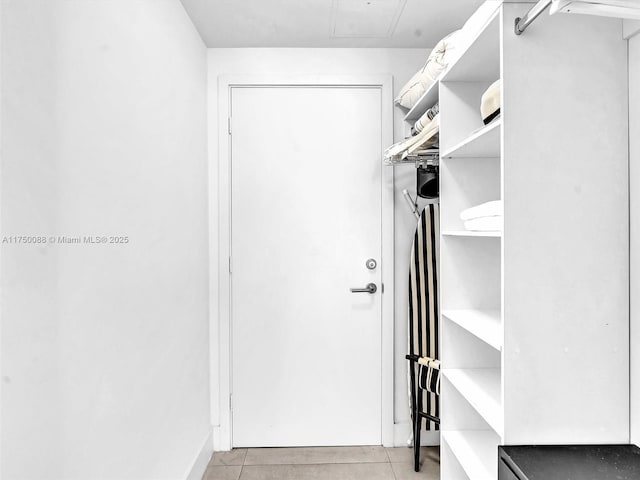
[418,358,441,395]
[409,204,440,430]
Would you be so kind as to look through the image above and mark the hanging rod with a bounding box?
[515,0,552,35]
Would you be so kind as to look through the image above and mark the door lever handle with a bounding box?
[350,283,377,294]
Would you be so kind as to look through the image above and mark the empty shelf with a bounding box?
[444,368,502,435]
[442,430,498,480]
[404,80,439,124]
[443,309,502,350]
[441,119,501,159]
[442,230,501,238]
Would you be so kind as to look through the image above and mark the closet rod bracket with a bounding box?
[514,0,552,35]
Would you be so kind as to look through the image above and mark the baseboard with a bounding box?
[212,425,227,452]
[393,422,440,447]
[185,429,213,480]
[209,423,436,450]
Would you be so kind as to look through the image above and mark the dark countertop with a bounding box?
[500,445,640,480]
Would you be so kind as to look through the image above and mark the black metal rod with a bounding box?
[415,385,423,472]
[418,411,441,424]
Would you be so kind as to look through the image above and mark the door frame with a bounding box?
[213,75,394,450]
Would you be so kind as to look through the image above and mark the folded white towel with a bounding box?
[464,216,503,232]
[460,200,503,221]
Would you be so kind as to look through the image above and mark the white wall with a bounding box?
[1,1,211,478]
[0,0,3,469]
[207,47,434,447]
[629,30,640,447]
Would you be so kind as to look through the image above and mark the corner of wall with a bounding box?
[629,32,639,447]
[623,19,640,40]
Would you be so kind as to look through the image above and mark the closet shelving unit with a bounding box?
[398,2,630,479]
[438,10,503,478]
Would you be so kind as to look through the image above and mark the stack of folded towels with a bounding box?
[460,200,503,232]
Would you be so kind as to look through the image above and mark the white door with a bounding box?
[230,85,386,447]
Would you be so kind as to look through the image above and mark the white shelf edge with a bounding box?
[443,368,503,436]
[403,79,440,124]
[442,309,502,350]
[441,119,502,159]
[442,430,498,480]
[442,230,502,238]
[439,7,501,83]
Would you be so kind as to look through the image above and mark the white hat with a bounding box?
[481,79,501,125]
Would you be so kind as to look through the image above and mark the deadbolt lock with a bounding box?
[366,258,377,270]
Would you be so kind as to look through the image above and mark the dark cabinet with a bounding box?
[498,445,640,480]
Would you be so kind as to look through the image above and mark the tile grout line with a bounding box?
[238,448,247,480]
[208,447,440,479]
[390,462,399,480]
[384,447,392,463]
[384,447,399,480]
[232,462,400,480]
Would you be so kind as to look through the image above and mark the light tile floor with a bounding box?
[203,446,439,480]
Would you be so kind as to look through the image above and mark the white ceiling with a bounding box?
[179,0,486,48]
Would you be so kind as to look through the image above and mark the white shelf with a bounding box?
[404,79,439,124]
[442,430,498,480]
[441,9,501,83]
[441,119,501,159]
[444,368,502,436]
[442,230,501,238]
[443,309,502,351]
